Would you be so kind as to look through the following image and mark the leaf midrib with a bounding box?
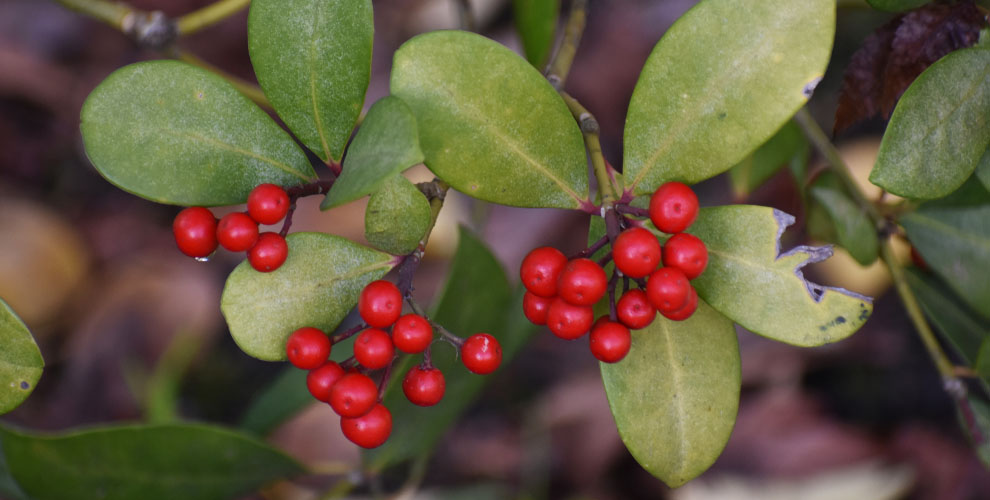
[308,2,332,161]
[661,321,689,478]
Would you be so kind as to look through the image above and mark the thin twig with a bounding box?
[176,0,251,35]
[545,0,587,89]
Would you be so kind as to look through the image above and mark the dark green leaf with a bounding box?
[365,228,538,470]
[957,396,990,467]
[905,268,989,368]
[870,48,990,199]
[0,423,302,500]
[248,0,373,162]
[687,205,873,346]
[602,301,740,488]
[728,120,808,199]
[80,61,315,206]
[976,339,990,381]
[810,186,880,265]
[365,175,432,255]
[513,0,559,67]
[391,31,589,209]
[0,299,42,415]
[623,0,835,194]
[0,429,28,500]
[866,0,930,12]
[221,232,394,361]
[976,148,990,192]
[901,183,990,317]
[322,96,424,209]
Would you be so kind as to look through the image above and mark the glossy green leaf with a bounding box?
[686,205,873,346]
[866,0,929,12]
[80,61,315,206]
[513,0,559,67]
[322,96,425,209]
[0,423,302,500]
[976,149,990,192]
[623,0,834,195]
[870,48,990,199]
[602,301,740,488]
[0,299,42,415]
[906,268,989,367]
[221,232,394,361]
[728,120,808,199]
[366,228,538,470]
[901,183,990,318]
[365,175,432,255]
[810,186,879,265]
[248,0,373,162]
[391,31,589,209]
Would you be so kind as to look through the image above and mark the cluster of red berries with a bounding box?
[520,182,707,363]
[172,184,292,272]
[285,279,504,448]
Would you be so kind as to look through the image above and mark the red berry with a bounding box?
[662,286,699,321]
[663,233,708,280]
[285,327,331,370]
[522,292,553,325]
[461,333,502,374]
[248,232,288,272]
[557,258,607,306]
[546,297,594,340]
[646,267,691,313]
[247,183,290,225]
[340,403,392,449]
[354,328,394,370]
[329,372,378,418]
[358,280,402,328]
[216,212,259,252]
[392,314,433,354]
[306,361,345,402]
[649,182,699,234]
[402,366,446,407]
[616,289,656,329]
[589,321,631,363]
[613,227,662,278]
[173,207,218,258]
[520,247,568,297]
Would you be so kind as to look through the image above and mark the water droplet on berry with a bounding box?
[194,253,213,263]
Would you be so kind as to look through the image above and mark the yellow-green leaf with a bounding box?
[365,175,432,255]
[0,299,42,415]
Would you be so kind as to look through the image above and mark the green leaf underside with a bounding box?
[728,120,807,198]
[323,96,425,209]
[686,205,873,346]
[0,423,301,500]
[870,48,990,199]
[901,190,990,318]
[513,0,559,67]
[601,300,740,488]
[866,0,930,12]
[221,232,393,361]
[976,149,990,192]
[366,228,538,470]
[248,0,373,162]
[810,186,879,266]
[623,0,834,195]
[80,61,315,206]
[365,175,432,254]
[0,300,42,416]
[906,269,990,388]
[390,31,589,209]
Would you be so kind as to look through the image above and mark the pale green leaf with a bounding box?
[221,232,394,361]
[866,0,929,12]
[870,48,990,199]
[365,175,432,255]
[323,96,424,209]
[0,299,42,415]
[0,423,302,500]
[728,120,808,199]
[687,205,873,346]
[623,0,834,194]
[391,31,590,209]
[513,0,559,67]
[248,0,373,162]
[80,61,315,206]
[810,186,880,265]
[602,301,740,488]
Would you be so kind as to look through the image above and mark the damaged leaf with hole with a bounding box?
[0,299,43,415]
